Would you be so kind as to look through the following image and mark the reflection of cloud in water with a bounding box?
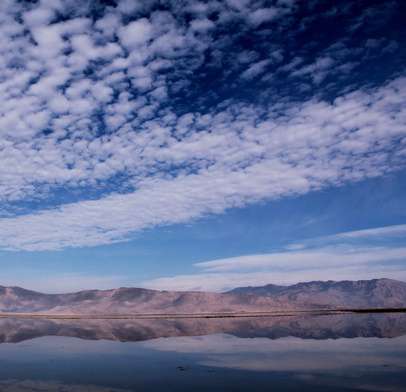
[144,334,406,372]
[0,322,405,392]
[0,380,129,392]
[143,334,406,391]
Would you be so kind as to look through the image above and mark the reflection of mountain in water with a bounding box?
[1,313,406,344]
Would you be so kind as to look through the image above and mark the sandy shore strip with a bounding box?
[0,308,405,320]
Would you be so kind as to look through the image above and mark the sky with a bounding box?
[0,0,405,293]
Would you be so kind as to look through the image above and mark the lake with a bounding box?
[0,312,405,391]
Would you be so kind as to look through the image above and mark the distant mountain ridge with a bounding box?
[0,278,405,315]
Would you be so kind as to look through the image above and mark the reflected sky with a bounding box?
[0,313,405,392]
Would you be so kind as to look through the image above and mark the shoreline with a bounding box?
[0,308,405,320]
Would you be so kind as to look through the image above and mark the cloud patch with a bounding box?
[0,76,405,250]
[142,224,406,291]
[0,0,405,250]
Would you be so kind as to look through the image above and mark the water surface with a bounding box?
[0,313,405,391]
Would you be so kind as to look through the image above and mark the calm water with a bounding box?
[0,313,405,391]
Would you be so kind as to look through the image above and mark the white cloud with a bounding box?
[118,18,154,49]
[0,76,405,250]
[142,223,406,291]
[333,224,406,239]
[248,7,280,26]
[23,7,55,27]
[142,267,406,292]
[195,246,406,272]
[0,0,404,252]
[190,18,215,33]
[291,56,335,84]
[240,59,270,79]
[142,253,406,292]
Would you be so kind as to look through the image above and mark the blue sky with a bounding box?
[0,0,405,292]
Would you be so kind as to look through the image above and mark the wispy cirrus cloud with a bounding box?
[332,224,406,239]
[195,247,406,273]
[142,223,406,291]
[142,263,406,292]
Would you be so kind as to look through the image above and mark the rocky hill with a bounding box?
[0,278,405,315]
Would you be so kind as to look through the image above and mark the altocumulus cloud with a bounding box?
[0,0,405,251]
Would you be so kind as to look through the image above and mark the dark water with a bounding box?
[0,313,405,391]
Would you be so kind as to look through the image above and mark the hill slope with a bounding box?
[0,278,405,315]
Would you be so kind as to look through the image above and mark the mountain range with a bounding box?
[0,278,405,315]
